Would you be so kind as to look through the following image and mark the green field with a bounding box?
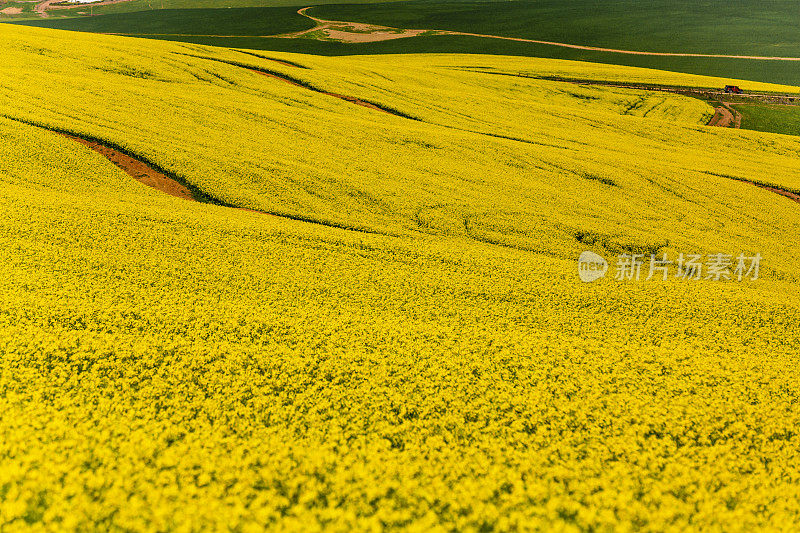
[0,0,401,20]
[734,103,800,136]
[10,0,800,85]
[313,0,800,57]
[81,0,405,14]
[111,33,800,87]
[13,7,314,35]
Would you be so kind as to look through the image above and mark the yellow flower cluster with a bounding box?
[1,24,800,531]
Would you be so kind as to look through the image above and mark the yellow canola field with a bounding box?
[3,25,800,267]
[1,24,800,531]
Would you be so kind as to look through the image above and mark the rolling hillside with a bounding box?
[2,23,800,531]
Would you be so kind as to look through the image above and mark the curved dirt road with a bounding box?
[706,104,741,128]
[277,6,432,42]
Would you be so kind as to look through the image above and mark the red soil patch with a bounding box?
[63,133,195,201]
[757,185,800,205]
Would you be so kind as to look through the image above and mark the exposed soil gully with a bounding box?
[176,52,417,119]
[65,134,197,201]
[702,171,800,206]
[2,115,390,235]
[252,69,398,115]
[72,128,391,234]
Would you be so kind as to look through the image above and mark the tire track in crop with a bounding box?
[231,58,800,208]
[190,54,590,152]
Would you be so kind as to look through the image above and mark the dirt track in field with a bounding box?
[276,6,433,42]
[706,104,741,128]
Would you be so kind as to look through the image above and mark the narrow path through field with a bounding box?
[706,103,741,128]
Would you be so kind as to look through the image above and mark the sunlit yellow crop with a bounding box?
[2,23,800,532]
